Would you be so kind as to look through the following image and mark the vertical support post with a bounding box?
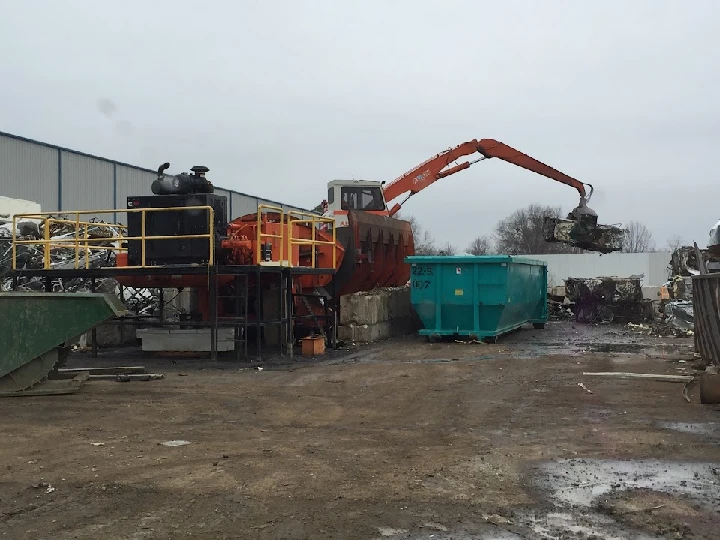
[112,163,118,225]
[323,283,329,345]
[91,277,98,358]
[287,272,294,360]
[44,276,52,293]
[44,218,51,270]
[209,266,218,361]
[234,273,242,362]
[84,222,90,269]
[159,288,165,324]
[278,268,283,357]
[119,283,125,345]
[11,216,17,271]
[256,266,262,361]
[141,208,146,268]
[74,214,80,269]
[331,276,337,350]
[243,273,249,358]
[311,218,316,268]
[57,149,63,212]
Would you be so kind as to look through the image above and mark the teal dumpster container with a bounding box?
[406,255,548,340]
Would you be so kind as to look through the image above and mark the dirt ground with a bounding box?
[2,321,720,539]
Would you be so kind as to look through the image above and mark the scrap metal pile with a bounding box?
[0,217,159,316]
[543,216,627,254]
[564,276,653,324]
[657,246,720,336]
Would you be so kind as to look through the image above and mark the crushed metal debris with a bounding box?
[565,276,653,324]
[1,217,162,317]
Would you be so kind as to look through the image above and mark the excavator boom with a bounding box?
[381,138,625,253]
[475,139,587,198]
[383,138,590,216]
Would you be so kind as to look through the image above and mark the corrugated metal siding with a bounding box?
[60,152,114,220]
[282,203,319,216]
[1,131,316,227]
[230,192,244,219]
[115,166,155,224]
[0,134,59,211]
[233,195,261,218]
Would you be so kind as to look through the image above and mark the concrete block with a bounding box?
[338,321,391,343]
[136,328,234,352]
[549,285,566,298]
[340,286,411,326]
[338,317,415,343]
[341,293,379,325]
[642,286,661,301]
[85,322,139,348]
[388,287,411,320]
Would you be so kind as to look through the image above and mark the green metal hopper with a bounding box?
[406,255,548,341]
[0,292,127,394]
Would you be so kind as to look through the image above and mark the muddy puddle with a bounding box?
[536,458,720,507]
[374,526,521,539]
[376,459,720,539]
[658,421,720,438]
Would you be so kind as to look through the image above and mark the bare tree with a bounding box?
[493,204,581,255]
[467,235,493,255]
[436,241,457,256]
[622,221,656,253]
[665,234,684,252]
[403,215,438,255]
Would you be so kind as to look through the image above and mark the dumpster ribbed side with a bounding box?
[692,274,720,366]
[406,255,548,339]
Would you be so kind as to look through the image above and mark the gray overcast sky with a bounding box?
[1,0,718,250]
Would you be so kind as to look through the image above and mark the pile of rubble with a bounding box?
[625,320,693,338]
[656,246,720,335]
[1,215,121,287]
[551,276,653,324]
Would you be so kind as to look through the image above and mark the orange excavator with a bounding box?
[111,139,623,329]
[321,138,624,294]
[383,138,597,222]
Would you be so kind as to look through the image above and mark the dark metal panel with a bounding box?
[692,274,720,365]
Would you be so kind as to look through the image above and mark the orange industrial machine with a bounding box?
[109,138,619,333]
[9,139,621,357]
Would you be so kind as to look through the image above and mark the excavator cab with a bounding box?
[324,180,391,227]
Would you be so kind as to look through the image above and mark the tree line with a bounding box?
[405,204,677,256]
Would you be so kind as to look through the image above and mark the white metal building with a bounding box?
[530,251,672,287]
[0,131,315,223]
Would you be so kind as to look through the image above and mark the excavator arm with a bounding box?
[382,138,626,253]
[383,138,592,217]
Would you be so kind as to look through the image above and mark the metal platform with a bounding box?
[8,264,337,361]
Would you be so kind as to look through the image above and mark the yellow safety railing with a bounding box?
[256,204,286,265]
[11,206,215,270]
[287,210,336,269]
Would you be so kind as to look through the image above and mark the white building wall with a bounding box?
[0,196,42,222]
[529,252,672,287]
